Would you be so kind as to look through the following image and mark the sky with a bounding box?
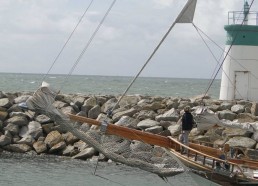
[0,0,257,79]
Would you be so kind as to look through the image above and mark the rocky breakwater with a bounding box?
[1,91,258,161]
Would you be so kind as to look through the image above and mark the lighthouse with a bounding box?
[219,1,258,101]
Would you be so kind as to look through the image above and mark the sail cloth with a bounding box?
[176,0,197,23]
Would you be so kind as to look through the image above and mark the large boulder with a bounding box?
[0,98,12,108]
[231,104,245,114]
[155,108,180,122]
[118,95,140,108]
[225,136,256,149]
[6,116,28,126]
[222,128,252,138]
[4,144,31,153]
[115,116,139,129]
[44,131,63,148]
[217,110,237,121]
[137,119,159,130]
[88,105,101,119]
[33,141,48,154]
[112,108,138,122]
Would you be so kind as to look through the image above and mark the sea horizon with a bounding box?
[0,72,221,99]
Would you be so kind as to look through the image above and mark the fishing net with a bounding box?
[23,82,184,176]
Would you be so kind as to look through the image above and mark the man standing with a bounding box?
[181,106,194,154]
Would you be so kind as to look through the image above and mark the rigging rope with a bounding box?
[110,15,183,113]
[59,0,117,92]
[193,0,255,100]
[192,24,243,100]
[41,0,94,83]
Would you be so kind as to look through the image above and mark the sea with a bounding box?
[0,73,221,186]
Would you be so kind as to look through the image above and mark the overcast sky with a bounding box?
[0,0,257,79]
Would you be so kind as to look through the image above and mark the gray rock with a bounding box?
[4,144,31,153]
[88,105,101,119]
[231,104,245,114]
[137,119,159,129]
[135,110,157,121]
[251,102,258,116]
[41,123,55,134]
[220,102,234,110]
[4,123,19,135]
[35,115,52,124]
[251,132,258,142]
[166,99,179,109]
[72,96,85,108]
[33,141,47,154]
[81,97,97,113]
[14,95,30,104]
[73,140,89,151]
[9,112,27,118]
[6,116,28,126]
[62,145,78,156]
[115,116,139,129]
[222,128,252,138]
[101,98,118,113]
[0,98,12,108]
[155,108,180,122]
[62,132,78,145]
[226,136,256,149]
[168,124,181,136]
[17,135,35,146]
[0,135,12,146]
[53,101,69,109]
[118,95,140,108]
[159,121,174,129]
[0,111,8,121]
[61,106,76,115]
[145,126,163,134]
[112,108,138,122]
[44,131,63,148]
[217,110,237,121]
[49,141,66,153]
[72,147,96,159]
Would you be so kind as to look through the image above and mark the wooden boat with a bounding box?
[68,113,258,186]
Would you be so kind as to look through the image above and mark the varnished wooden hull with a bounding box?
[68,114,258,185]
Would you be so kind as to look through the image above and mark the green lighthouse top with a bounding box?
[225,1,258,46]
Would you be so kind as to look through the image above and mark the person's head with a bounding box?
[184,106,190,112]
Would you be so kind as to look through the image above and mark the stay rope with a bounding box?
[192,0,255,101]
[41,0,94,84]
[59,0,117,92]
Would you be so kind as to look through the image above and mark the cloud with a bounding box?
[0,0,257,78]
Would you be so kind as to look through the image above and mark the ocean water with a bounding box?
[0,73,221,186]
[0,73,220,98]
[0,152,220,186]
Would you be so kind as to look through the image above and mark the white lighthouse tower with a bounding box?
[219,1,258,101]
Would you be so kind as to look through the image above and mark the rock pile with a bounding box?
[1,91,258,160]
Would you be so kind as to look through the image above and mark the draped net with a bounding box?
[24,82,184,177]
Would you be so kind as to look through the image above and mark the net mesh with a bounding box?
[24,83,184,176]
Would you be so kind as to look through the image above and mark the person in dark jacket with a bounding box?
[181,106,194,153]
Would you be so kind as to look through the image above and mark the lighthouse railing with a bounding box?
[228,11,258,25]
